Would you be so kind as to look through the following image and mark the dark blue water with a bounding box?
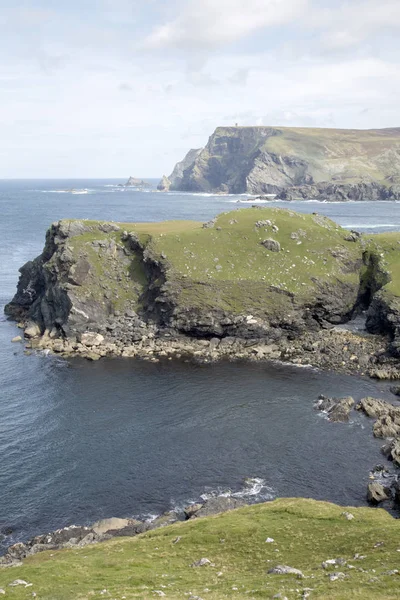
[1,179,400,550]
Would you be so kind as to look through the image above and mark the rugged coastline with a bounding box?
[4,207,400,379]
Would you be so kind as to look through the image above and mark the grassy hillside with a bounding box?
[64,208,364,319]
[1,499,399,599]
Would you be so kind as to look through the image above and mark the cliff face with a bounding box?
[167,126,400,195]
[157,148,202,191]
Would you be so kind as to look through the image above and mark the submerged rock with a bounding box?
[315,395,355,422]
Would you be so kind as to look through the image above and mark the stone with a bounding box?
[342,512,354,520]
[24,322,40,338]
[261,238,281,252]
[9,580,32,587]
[322,558,347,569]
[268,565,304,577]
[367,482,391,504]
[11,336,22,343]
[266,537,275,543]
[52,340,65,353]
[80,332,104,347]
[187,496,246,519]
[315,395,354,422]
[390,386,400,397]
[191,558,212,567]
[328,572,346,581]
[184,504,203,519]
[92,517,130,535]
[328,396,355,422]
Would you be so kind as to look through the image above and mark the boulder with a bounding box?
[261,238,281,252]
[356,397,393,418]
[367,482,391,504]
[381,438,400,466]
[188,496,246,519]
[80,332,104,347]
[328,396,355,422]
[24,322,41,338]
[92,517,130,535]
[315,395,354,422]
[268,565,304,577]
[11,336,22,343]
[373,415,400,439]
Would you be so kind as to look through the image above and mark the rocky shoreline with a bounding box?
[0,495,247,568]
[16,321,400,380]
[315,394,400,510]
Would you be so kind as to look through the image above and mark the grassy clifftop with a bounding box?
[57,208,364,323]
[1,498,399,599]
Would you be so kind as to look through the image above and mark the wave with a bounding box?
[38,188,94,195]
[344,224,396,229]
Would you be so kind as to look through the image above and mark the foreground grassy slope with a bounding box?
[1,499,399,599]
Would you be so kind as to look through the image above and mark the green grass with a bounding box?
[54,210,400,319]
[1,499,399,599]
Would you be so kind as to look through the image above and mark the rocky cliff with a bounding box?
[157,148,202,191]
[162,126,400,197]
[4,208,400,376]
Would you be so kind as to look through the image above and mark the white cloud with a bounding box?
[145,0,308,49]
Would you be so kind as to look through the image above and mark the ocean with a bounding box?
[1,179,399,550]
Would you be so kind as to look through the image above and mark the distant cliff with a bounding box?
[157,148,202,191]
[160,126,400,197]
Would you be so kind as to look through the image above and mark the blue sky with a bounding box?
[1,0,399,178]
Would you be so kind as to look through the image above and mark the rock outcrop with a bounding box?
[123,176,150,187]
[4,207,400,376]
[163,126,400,196]
[157,148,202,191]
[276,181,400,202]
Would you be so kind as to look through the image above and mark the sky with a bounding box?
[0,0,399,178]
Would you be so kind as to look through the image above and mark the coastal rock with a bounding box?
[157,175,171,191]
[356,397,400,438]
[382,438,400,466]
[367,482,391,504]
[80,332,105,347]
[92,518,130,535]
[186,497,246,519]
[24,322,41,338]
[315,395,355,422]
[124,176,150,187]
[276,182,400,203]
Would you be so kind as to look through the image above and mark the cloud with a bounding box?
[310,0,400,50]
[145,0,308,49]
[118,82,132,91]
